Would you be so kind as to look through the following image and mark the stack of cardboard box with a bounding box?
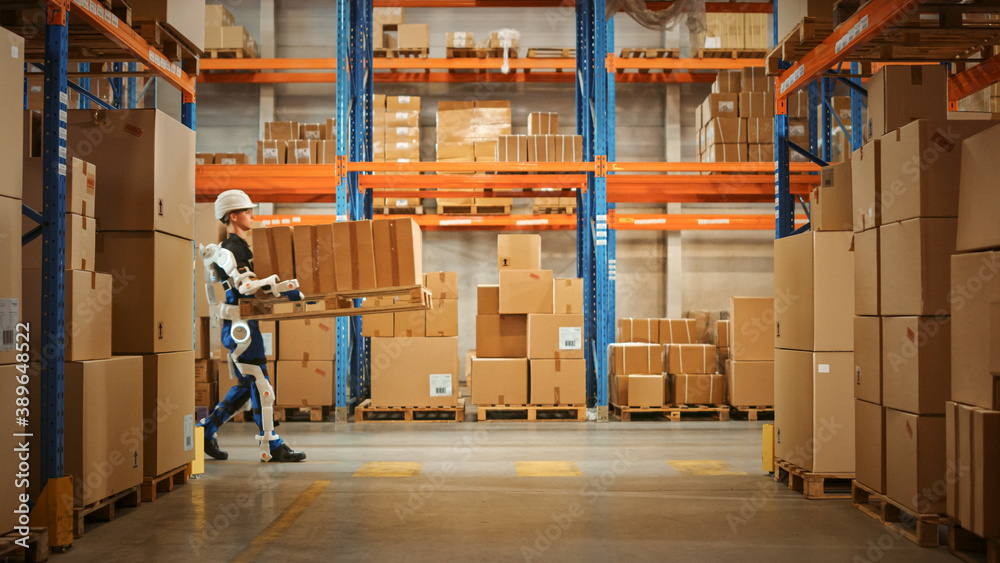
[773,225,855,474]
[668,343,723,406]
[725,297,775,408]
[520,111,584,210]
[204,4,258,57]
[436,100,512,209]
[257,119,337,165]
[853,64,996,517]
[948,121,1000,539]
[373,95,421,211]
[472,235,585,407]
[62,108,197,482]
[704,12,770,51]
[373,8,428,52]
[609,317,700,407]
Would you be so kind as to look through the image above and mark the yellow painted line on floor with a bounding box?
[515,461,583,477]
[353,462,423,477]
[667,460,747,476]
[231,480,330,563]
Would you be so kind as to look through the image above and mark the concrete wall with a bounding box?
[196,2,776,372]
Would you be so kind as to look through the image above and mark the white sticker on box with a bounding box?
[262,333,273,356]
[30,86,41,94]
[818,364,830,373]
[305,130,320,140]
[195,158,205,165]
[719,101,734,113]
[395,199,408,207]
[790,125,805,136]
[264,148,278,159]
[705,36,722,49]
[295,148,311,160]
[429,374,452,397]
[398,95,410,104]
[559,327,582,350]
[0,299,18,352]
[221,158,236,165]
[396,127,410,135]
[183,414,194,451]
[12,46,18,59]
[395,112,408,121]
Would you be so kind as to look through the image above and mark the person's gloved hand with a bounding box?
[281,289,302,302]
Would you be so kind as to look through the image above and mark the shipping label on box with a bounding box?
[527,314,583,359]
[257,140,287,165]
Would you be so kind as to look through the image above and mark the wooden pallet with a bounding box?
[204,48,247,59]
[833,0,867,29]
[238,284,431,321]
[948,519,1000,563]
[446,47,518,59]
[354,398,465,423]
[373,205,424,215]
[619,47,679,59]
[611,403,730,422]
[695,48,767,59]
[477,404,587,422]
[773,459,853,500]
[274,406,330,422]
[141,463,191,503]
[852,481,945,547]
[72,485,141,538]
[528,47,575,58]
[0,528,49,562]
[532,205,576,215]
[438,204,511,215]
[729,405,774,421]
[765,17,835,75]
[132,19,200,70]
[374,48,429,59]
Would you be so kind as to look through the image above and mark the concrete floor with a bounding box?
[56,420,957,563]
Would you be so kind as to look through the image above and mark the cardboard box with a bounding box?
[425,298,458,337]
[852,140,881,232]
[671,373,725,405]
[205,5,235,28]
[252,225,295,282]
[739,66,771,93]
[361,297,394,337]
[527,135,558,163]
[370,337,459,407]
[287,140,317,164]
[332,220,377,291]
[477,285,499,315]
[867,65,947,142]
[716,347,730,375]
[746,117,773,145]
[738,91,773,118]
[425,271,458,300]
[63,357,144,505]
[854,227,880,315]
[398,24,429,49]
[856,399,887,494]
[713,69,741,94]
[141,351,196,477]
[316,140,337,164]
[617,318,660,344]
[628,374,666,408]
[213,153,247,165]
[611,373,629,406]
[22,213,95,271]
[703,143,748,163]
[291,224,333,295]
[67,109,194,240]
[880,119,994,224]
[714,320,730,348]
[777,0,836,45]
[471,358,528,405]
[946,401,961,520]
[446,31,475,49]
[992,302,1000,376]
[264,121,299,141]
[131,0,205,50]
[558,135,584,162]
[685,310,727,345]
[665,344,716,375]
[956,123,1000,253]
[528,112,559,136]
[813,162,853,232]
[885,408,946,514]
[258,320,276,361]
[951,251,1000,409]
[659,318,698,344]
[880,218,957,316]
[529,359,586,405]
[475,314,527,358]
[610,343,664,375]
[299,123,325,141]
[497,234,541,271]
[0,28,23,199]
[882,316,950,415]
[373,7,404,25]
[257,140,286,164]
[499,270,553,314]
[371,218,422,288]
[278,318,336,361]
[725,360,774,407]
[552,278,583,314]
[276,360,335,407]
[774,349,855,473]
[195,358,216,383]
[854,316,882,404]
[195,153,213,165]
[972,408,1000,537]
[959,405,976,525]
[496,135,529,162]
[729,297,775,361]
[95,231,193,354]
[194,316,211,359]
[748,143,774,163]
[773,231,855,352]
[704,118,747,145]
[702,94,739,125]
[526,314,583,359]
[22,157,96,217]
[21,270,112,361]
[195,381,217,407]
[394,310,426,338]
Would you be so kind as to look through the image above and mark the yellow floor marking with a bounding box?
[667,460,747,476]
[353,462,423,477]
[231,480,330,563]
[515,461,583,477]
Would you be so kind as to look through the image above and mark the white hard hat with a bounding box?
[214,189,256,221]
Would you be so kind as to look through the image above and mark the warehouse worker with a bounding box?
[197,189,306,463]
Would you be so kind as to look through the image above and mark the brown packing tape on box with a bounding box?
[437,272,447,300]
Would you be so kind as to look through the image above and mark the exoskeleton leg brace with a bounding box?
[228,321,281,462]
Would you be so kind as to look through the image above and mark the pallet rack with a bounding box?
[15,0,198,505]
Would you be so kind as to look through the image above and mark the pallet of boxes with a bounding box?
[610,317,728,421]
[204,4,259,59]
[521,111,583,215]
[471,235,587,422]
[372,8,429,58]
[372,95,422,214]
[257,119,337,165]
[726,298,775,421]
[845,64,1000,551]
[436,100,513,214]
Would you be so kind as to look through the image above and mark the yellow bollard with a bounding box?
[31,476,74,549]
[762,423,775,473]
[191,426,205,475]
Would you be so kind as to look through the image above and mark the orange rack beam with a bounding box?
[949,53,1000,106]
[612,213,809,230]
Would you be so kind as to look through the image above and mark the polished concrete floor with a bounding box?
[56,418,957,563]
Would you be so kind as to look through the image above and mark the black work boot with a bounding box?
[268,443,306,463]
[204,437,229,461]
